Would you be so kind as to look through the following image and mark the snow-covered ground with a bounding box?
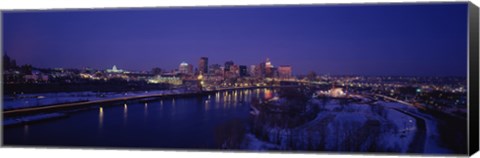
[380,102,452,154]
[318,101,416,152]
[377,108,416,153]
[243,99,450,153]
[2,89,184,110]
[243,133,280,150]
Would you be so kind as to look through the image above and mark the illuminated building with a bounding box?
[315,87,347,98]
[224,61,234,72]
[208,64,223,76]
[231,65,239,75]
[249,65,256,77]
[148,75,182,85]
[223,61,236,79]
[330,88,346,97]
[106,65,124,73]
[199,57,208,75]
[265,58,274,78]
[24,74,49,82]
[265,58,273,68]
[179,62,193,74]
[278,65,292,79]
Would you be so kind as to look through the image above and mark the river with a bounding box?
[4,88,275,149]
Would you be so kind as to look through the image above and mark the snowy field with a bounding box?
[243,99,452,154]
[381,102,453,154]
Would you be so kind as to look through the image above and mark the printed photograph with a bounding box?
[2,3,469,155]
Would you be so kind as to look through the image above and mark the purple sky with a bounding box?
[3,3,468,76]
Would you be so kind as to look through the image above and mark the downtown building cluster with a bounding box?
[157,57,294,91]
[2,54,468,119]
[175,57,293,80]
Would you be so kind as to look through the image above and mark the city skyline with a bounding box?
[2,3,473,154]
[3,3,468,76]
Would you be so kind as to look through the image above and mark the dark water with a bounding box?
[4,89,274,149]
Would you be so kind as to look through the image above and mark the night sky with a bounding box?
[3,3,468,76]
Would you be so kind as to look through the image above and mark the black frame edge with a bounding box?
[469,1,480,156]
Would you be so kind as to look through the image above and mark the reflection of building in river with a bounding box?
[264,89,273,100]
[99,107,104,129]
[123,104,128,125]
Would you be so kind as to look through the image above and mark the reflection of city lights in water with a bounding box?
[233,91,238,107]
[22,124,29,141]
[223,92,228,102]
[229,92,233,106]
[171,98,177,116]
[215,92,220,104]
[160,100,163,110]
[23,124,29,139]
[264,89,273,100]
[144,102,148,117]
[172,98,176,108]
[99,107,104,122]
[215,92,221,109]
[123,104,128,121]
[243,90,249,101]
[204,100,210,111]
[99,107,104,132]
[242,90,247,100]
[223,92,228,109]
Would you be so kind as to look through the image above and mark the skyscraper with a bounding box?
[179,61,192,74]
[224,61,234,72]
[258,62,266,78]
[278,65,292,79]
[239,65,248,77]
[208,64,222,76]
[265,58,273,68]
[199,57,208,75]
[265,58,274,78]
[231,64,239,76]
[249,65,256,77]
